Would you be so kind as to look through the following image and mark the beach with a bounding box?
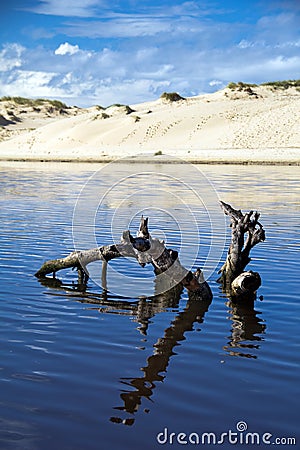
[0,85,299,164]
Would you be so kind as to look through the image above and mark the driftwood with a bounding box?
[34,202,266,424]
[35,201,264,299]
[35,216,212,297]
[218,201,265,298]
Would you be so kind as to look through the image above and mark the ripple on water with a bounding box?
[0,163,299,449]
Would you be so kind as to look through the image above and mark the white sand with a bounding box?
[0,86,299,163]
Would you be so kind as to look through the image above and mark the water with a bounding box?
[0,161,299,450]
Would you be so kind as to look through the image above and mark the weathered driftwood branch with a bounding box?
[231,271,261,297]
[34,219,152,279]
[35,216,211,296]
[218,201,265,297]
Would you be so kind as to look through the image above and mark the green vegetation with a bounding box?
[92,112,110,120]
[106,104,135,114]
[124,105,135,114]
[0,96,68,109]
[160,92,185,102]
[227,82,237,90]
[154,150,163,156]
[261,79,300,89]
[227,80,300,91]
[227,82,258,90]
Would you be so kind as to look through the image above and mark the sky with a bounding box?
[0,0,300,107]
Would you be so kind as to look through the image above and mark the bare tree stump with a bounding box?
[218,201,265,298]
[231,271,261,297]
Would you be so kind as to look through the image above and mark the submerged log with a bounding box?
[218,201,265,297]
[35,216,211,297]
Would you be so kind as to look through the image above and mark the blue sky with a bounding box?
[0,0,300,106]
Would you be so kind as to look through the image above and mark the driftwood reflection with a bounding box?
[136,283,183,334]
[224,295,266,359]
[38,276,182,335]
[39,276,212,426]
[110,288,212,426]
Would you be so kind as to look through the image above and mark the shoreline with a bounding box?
[0,153,299,165]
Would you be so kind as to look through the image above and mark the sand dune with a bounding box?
[0,85,299,163]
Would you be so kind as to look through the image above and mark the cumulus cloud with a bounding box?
[55,42,80,55]
[0,43,24,72]
[1,34,300,107]
[0,70,63,99]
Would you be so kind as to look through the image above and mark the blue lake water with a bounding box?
[0,161,299,450]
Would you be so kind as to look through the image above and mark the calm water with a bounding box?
[0,161,299,450]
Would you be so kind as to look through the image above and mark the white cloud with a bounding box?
[0,70,63,99]
[91,78,171,106]
[61,17,173,39]
[275,39,300,48]
[0,6,299,107]
[1,36,300,107]
[214,54,300,83]
[209,80,224,87]
[238,39,254,49]
[0,43,24,72]
[136,47,158,62]
[55,42,80,55]
[257,12,295,28]
[266,55,300,72]
[25,0,104,18]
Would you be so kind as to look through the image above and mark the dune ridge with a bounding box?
[0,85,299,164]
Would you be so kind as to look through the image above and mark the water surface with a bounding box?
[0,161,299,449]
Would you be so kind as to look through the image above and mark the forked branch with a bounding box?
[219,201,265,297]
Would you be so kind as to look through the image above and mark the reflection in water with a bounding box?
[135,284,183,335]
[41,275,268,423]
[39,277,211,427]
[1,162,300,449]
[111,288,212,425]
[38,277,182,335]
[224,295,266,359]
